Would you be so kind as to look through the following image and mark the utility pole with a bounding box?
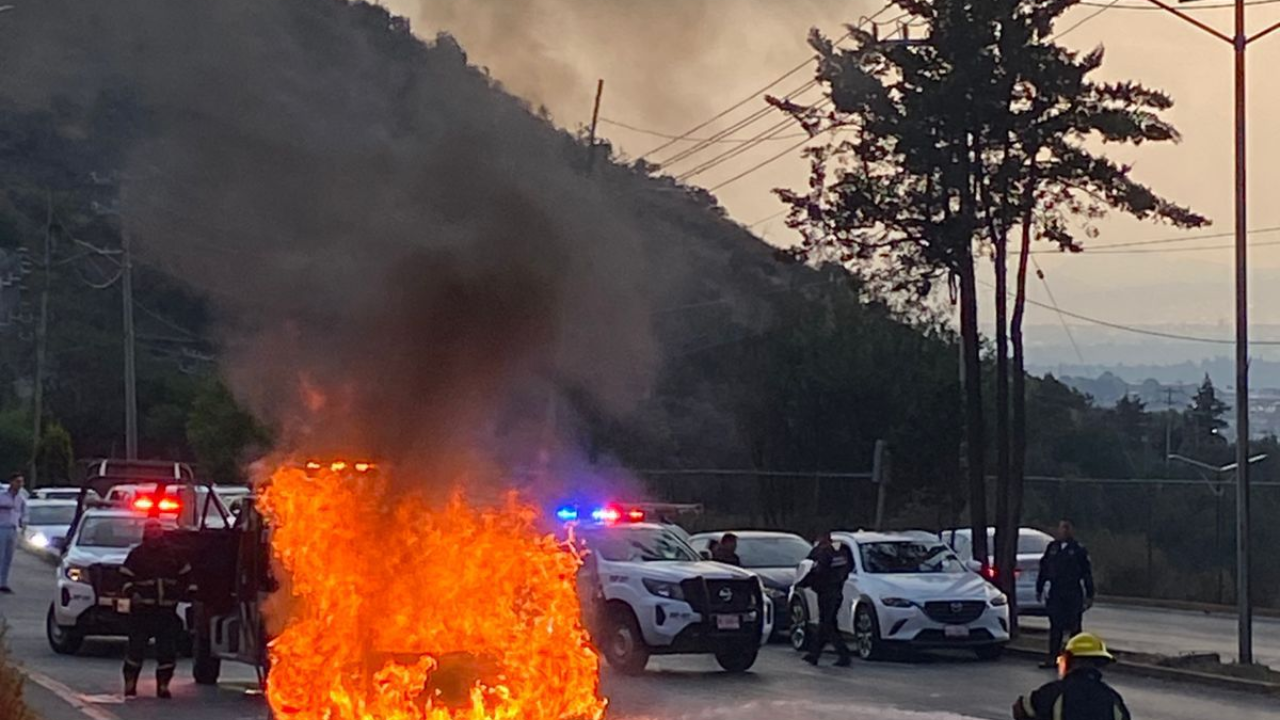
[30,190,52,487]
[1137,0,1280,666]
[585,79,604,174]
[122,225,137,460]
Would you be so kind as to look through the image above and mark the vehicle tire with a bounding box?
[600,606,649,675]
[974,643,1005,661]
[788,597,811,653]
[193,631,222,685]
[45,604,83,656]
[714,639,759,673]
[853,603,884,661]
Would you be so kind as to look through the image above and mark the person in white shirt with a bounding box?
[0,473,29,593]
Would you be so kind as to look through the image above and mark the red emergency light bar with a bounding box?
[133,496,181,513]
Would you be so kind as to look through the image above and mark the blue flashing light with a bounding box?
[556,506,579,522]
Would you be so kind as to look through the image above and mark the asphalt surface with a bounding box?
[1023,604,1280,668]
[1,548,1276,720]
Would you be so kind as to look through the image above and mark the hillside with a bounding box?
[0,0,960,498]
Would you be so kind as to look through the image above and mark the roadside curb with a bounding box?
[1006,642,1280,697]
[1097,595,1280,620]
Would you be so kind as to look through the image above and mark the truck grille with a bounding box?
[680,578,759,614]
[923,600,986,625]
[89,564,127,597]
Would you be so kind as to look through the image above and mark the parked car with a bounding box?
[939,526,1053,615]
[688,530,812,638]
[788,531,1009,661]
[22,499,78,554]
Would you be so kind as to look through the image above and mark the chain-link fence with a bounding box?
[638,468,1280,609]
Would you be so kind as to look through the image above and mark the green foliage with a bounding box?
[34,420,73,485]
[1187,373,1229,448]
[0,407,30,478]
[186,377,270,485]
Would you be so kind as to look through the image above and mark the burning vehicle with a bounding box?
[187,460,606,720]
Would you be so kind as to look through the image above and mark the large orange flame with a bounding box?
[259,464,606,720]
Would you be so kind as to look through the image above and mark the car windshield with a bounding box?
[29,505,77,526]
[860,541,966,574]
[76,517,173,548]
[736,536,813,568]
[576,527,700,563]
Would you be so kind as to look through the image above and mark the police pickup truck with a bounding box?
[564,505,772,674]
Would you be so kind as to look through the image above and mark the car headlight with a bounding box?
[880,597,914,608]
[643,578,685,600]
[63,565,88,583]
[990,593,1009,607]
[28,532,49,549]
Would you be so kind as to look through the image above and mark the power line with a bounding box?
[1027,225,1280,254]
[1055,0,1123,38]
[1030,257,1085,362]
[601,117,809,144]
[657,78,821,168]
[1079,0,1280,9]
[636,1,898,161]
[707,132,824,193]
[980,277,1280,345]
[747,209,788,229]
[678,109,822,182]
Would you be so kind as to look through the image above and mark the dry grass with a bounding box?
[0,624,37,720]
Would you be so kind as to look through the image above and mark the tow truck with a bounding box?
[560,503,773,674]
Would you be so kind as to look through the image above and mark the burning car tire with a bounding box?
[601,606,649,675]
[45,604,83,656]
[713,640,759,673]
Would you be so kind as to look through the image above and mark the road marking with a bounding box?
[21,668,122,720]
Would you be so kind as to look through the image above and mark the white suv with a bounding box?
[572,521,773,674]
[940,526,1054,615]
[788,531,1009,661]
[47,509,184,654]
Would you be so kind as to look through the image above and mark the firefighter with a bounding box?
[1036,520,1095,668]
[798,531,854,667]
[120,520,195,699]
[1013,632,1130,720]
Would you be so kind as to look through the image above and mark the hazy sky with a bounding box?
[386,0,1280,367]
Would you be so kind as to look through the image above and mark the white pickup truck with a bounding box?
[570,518,772,674]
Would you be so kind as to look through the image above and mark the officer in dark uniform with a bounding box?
[1013,632,1130,720]
[798,531,854,666]
[120,520,195,699]
[1036,520,1095,668]
[711,533,741,566]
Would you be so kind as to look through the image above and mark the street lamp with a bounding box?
[1137,0,1280,667]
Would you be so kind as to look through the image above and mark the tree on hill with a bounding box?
[772,0,1206,611]
[1187,374,1229,448]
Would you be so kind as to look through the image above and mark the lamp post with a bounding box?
[1135,0,1280,667]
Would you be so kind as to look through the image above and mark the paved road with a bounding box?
[2,550,1276,720]
[1022,604,1280,667]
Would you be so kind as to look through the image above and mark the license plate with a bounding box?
[715,614,741,630]
[944,625,970,639]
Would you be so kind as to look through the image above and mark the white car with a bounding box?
[22,499,78,554]
[940,526,1053,615]
[46,509,186,654]
[788,531,1009,661]
[688,530,813,638]
[571,519,773,674]
[29,486,88,501]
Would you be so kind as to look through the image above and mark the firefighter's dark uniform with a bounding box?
[1014,667,1131,720]
[1036,539,1095,662]
[120,535,194,697]
[800,542,854,664]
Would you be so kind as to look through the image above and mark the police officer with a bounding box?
[711,533,741,566]
[798,531,854,666]
[1036,520,1095,668]
[120,520,195,699]
[1013,633,1130,720]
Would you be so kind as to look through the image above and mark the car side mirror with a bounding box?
[699,550,712,560]
[965,559,983,573]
